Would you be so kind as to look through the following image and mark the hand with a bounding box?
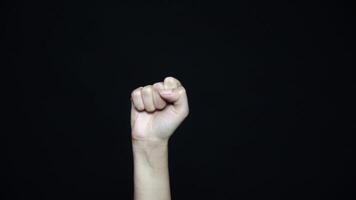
[130,77,189,142]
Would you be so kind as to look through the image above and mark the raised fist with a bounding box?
[130,77,189,142]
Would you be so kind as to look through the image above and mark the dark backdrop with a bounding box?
[2,1,354,200]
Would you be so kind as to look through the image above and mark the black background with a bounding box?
[2,1,355,200]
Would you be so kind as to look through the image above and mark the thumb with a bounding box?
[159,86,189,115]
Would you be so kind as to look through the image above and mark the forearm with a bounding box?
[132,140,171,200]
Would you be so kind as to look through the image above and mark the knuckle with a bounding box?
[142,85,152,93]
[153,83,162,89]
[132,89,141,97]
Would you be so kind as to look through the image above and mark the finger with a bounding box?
[153,82,165,91]
[141,85,155,112]
[153,82,167,110]
[159,86,189,117]
[131,87,144,111]
[130,103,138,128]
[164,76,181,90]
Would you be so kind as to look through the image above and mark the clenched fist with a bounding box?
[130,77,189,142]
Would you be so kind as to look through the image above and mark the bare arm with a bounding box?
[132,140,170,200]
[130,77,189,200]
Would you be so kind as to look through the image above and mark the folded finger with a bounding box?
[153,82,167,109]
[141,85,155,112]
[131,87,144,111]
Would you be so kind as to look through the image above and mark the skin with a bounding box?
[130,76,189,200]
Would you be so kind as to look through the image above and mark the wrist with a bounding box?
[132,139,169,153]
[132,138,169,171]
[132,135,169,148]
